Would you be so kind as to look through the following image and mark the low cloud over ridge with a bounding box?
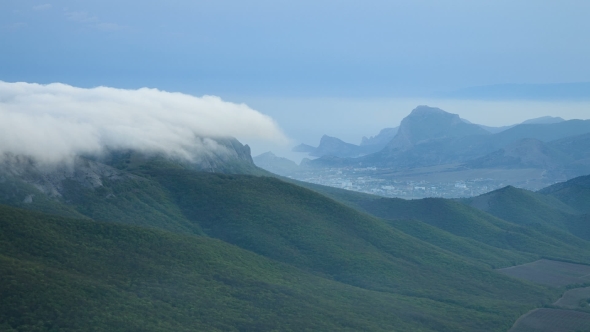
[0,81,287,164]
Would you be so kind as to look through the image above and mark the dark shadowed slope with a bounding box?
[3,204,506,332]
[461,186,577,228]
[307,109,590,171]
[539,174,590,214]
[284,177,590,263]
[354,197,590,262]
[461,182,590,242]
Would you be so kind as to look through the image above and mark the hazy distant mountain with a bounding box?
[547,133,590,178]
[464,133,590,183]
[385,106,490,152]
[467,138,567,170]
[521,116,565,125]
[310,135,363,158]
[465,116,564,134]
[477,124,515,134]
[550,133,590,161]
[292,143,316,153]
[360,127,398,147]
[294,127,400,159]
[253,151,299,176]
[489,119,590,150]
[307,107,590,173]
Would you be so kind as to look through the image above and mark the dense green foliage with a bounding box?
[462,186,576,228]
[322,193,590,264]
[540,175,590,214]
[2,205,469,331]
[461,181,590,242]
[386,218,536,269]
[299,179,590,262]
[60,176,203,235]
[144,170,551,304]
[0,204,554,332]
[0,176,87,219]
[3,159,590,331]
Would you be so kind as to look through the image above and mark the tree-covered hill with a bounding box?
[2,155,589,331]
[290,177,590,266]
[3,204,492,332]
[460,179,590,242]
[539,174,590,214]
[0,203,557,332]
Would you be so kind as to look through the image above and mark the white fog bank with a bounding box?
[0,81,288,164]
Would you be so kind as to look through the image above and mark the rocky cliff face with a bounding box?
[188,137,255,173]
[0,136,259,198]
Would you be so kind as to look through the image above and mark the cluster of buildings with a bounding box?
[292,167,502,199]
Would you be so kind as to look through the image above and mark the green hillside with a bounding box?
[0,204,557,332]
[540,175,590,214]
[283,177,590,265]
[143,169,552,307]
[60,175,203,235]
[3,204,492,332]
[0,172,202,236]
[3,158,589,330]
[386,218,536,268]
[460,182,590,242]
[0,175,88,219]
[300,185,590,264]
[461,186,577,229]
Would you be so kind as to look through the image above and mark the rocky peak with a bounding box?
[386,106,490,151]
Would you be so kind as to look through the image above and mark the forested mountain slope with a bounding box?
[2,152,589,331]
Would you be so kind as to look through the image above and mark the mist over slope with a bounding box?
[0,81,287,164]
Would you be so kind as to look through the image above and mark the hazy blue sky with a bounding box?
[2,1,589,159]
[3,0,590,96]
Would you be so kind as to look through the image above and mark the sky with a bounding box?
[2,0,590,161]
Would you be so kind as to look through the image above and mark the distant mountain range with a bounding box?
[259,106,590,188]
[467,115,565,134]
[309,107,590,170]
[292,127,399,159]
[291,109,570,160]
[360,127,399,147]
[467,133,590,177]
[252,151,299,175]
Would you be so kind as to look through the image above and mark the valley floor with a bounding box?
[291,165,554,199]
